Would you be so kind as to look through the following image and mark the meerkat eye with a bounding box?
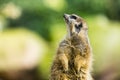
[75,23,82,29]
[78,23,82,28]
[75,24,79,29]
[70,15,77,19]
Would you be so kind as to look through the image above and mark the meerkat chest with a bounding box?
[65,42,89,68]
[65,47,89,79]
[62,44,87,65]
[69,47,87,65]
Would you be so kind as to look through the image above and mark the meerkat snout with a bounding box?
[63,14,70,23]
[63,14,77,20]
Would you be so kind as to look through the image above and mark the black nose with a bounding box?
[63,14,70,20]
[63,14,67,18]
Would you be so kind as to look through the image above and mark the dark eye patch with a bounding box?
[75,23,82,29]
[70,15,77,19]
[75,23,82,33]
[78,23,82,28]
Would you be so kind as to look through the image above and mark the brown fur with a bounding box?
[50,14,93,80]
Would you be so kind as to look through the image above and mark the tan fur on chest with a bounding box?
[50,37,92,80]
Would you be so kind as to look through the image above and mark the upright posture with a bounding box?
[50,14,93,80]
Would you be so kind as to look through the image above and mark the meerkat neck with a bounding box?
[65,33,89,46]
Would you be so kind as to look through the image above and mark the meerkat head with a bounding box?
[63,14,88,39]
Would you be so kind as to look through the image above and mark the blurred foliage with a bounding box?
[0,0,120,80]
[0,0,120,41]
[0,28,48,70]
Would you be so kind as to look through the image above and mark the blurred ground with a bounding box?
[0,0,120,80]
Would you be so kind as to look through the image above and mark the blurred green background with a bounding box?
[0,0,120,80]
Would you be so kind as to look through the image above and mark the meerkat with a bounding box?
[50,14,93,80]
